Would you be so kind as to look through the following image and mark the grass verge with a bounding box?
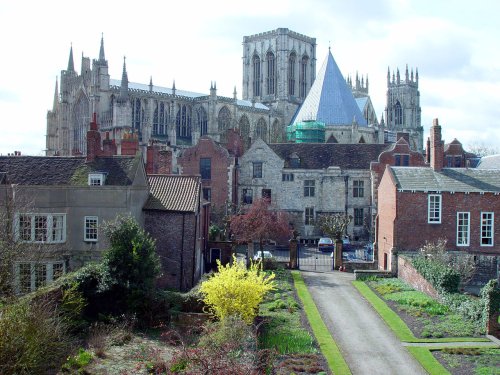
[292,271,352,375]
[407,347,451,375]
[352,281,489,343]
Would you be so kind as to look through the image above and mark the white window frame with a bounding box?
[15,213,66,243]
[88,173,105,186]
[353,180,364,198]
[84,216,99,242]
[14,261,66,294]
[305,207,314,225]
[480,212,494,246]
[456,212,470,246]
[428,194,442,224]
[304,180,315,197]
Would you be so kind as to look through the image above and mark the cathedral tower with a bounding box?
[242,28,316,126]
[385,65,423,151]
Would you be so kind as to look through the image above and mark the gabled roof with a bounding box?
[269,143,388,170]
[145,175,200,212]
[0,155,141,186]
[292,50,367,127]
[390,167,500,193]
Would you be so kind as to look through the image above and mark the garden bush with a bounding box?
[0,297,73,374]
[200,255,275,323]
[411,256,460,293]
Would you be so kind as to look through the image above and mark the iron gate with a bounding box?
[298,244,334,271]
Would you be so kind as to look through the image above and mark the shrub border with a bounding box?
[352,281,489,343]
[291,271,352,375]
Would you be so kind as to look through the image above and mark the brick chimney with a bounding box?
[146,142,172,174]
[121,133,139,156]
[102,132,117,156]
[86,113,101,162]
[430,118,444,171]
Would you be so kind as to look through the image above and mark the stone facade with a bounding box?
[238,139,386,241]
[385,66,423,151]
[242,28,316,126]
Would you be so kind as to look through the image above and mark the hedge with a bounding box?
[411,256,460,294]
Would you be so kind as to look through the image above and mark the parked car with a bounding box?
[253,251,273,261]
[342,236,351,251]
[318,237,334,252]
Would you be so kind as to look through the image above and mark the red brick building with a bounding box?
[376,119,500,271]
[143,175,209,291]
[177,136,239,214]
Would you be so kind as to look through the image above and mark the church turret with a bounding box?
[53,77,59,111]
[387,67,390,86]
[67,44,75,72]
[233,85,237,100]
[99,33,106,62]
[149,76,153,93]
[172,80,176,96]
[415,68,419,87]
[396,68,400,84]
[405,64,409,83]
[119,57,129,102]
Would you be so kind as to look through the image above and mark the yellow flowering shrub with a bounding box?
[200,255,276,324]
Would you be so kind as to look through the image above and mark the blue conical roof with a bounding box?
[293,50,367,126]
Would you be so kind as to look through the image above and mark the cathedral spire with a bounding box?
[149,76,153,92]
[415,68,419,86]
[387,67,390,86]
[53,77,59,111]
[119,56,128,101]
[67,43,75,72]
[233,85,237,100]
[99,33,106,62]
[405,64,409,82]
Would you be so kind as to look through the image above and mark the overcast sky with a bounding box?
[1,0,499,155]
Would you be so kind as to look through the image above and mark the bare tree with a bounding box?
[466,142,499,157]
[316,213,352,241]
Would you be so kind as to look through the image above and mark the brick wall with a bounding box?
[376,166,397,270]
[144,210,197,291]
[398,256,439,299]
[177,137,233,210]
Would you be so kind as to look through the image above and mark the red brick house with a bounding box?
[143,175,210,291]
[376,119,500,272]
[177,135,240,218]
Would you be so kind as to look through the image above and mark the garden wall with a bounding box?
[397,256,439,299]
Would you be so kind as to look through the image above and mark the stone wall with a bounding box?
[397,256,439,299]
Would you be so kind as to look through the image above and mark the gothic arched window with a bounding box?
[252,55,261,97]
[72,93,89,154]
[300,55,309,98]
[132,98,142,134]
[159,103,167,135]
[289,53,296,96]
[395,101,403,126]
[176,104,192,142]
[271,119,282,143]
[266,51,276,95]
[255,118,268,142]
[197,107,208,135]
[218,106,232,143]
[239,115,251,148]
[153,102,159,135]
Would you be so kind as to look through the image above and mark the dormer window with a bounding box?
[88,173,105,186]
[290,153,300,168]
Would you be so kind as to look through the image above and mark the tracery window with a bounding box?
[300,56,309,98]
[197,107,208,136]
[176,104,192,141]
[239,115,251,148]
[252,55,261,97]
[266,52,276,95]
[255,118,267,142]
[288,53,296,96]
[218,106,232,143]
[395,101,403,126]
[72,94,89,154]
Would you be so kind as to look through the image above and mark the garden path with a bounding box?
[301,270,427,375]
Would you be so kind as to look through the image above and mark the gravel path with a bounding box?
[301,270,427,375]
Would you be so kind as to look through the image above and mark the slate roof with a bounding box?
[0,155,140,186]
[292,51,367,127]
[390,167,500,193]
[269,143,389,170]
[145,175,200,212]
[477,154,500,169]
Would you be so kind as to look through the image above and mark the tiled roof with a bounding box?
[269,143,389,170]
[145,175,200,212]
[110,79,205,98]
[293,51,367,127]
[0,156,139,186]
[390,167,500,193]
